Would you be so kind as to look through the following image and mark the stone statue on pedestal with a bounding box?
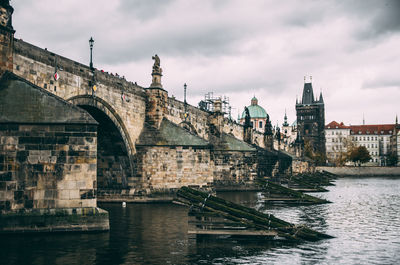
[150,54,163,88]
[264,114,273,135]
[152,54,162,75]
[244,107,251,128]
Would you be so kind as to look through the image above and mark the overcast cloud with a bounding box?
[11,0,400,125]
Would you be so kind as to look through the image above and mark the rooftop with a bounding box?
[241,97,268,119]
[325,121,395,135]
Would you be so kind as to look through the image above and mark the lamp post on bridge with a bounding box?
[184,83,188,121]
[89,37,94,70]
[89,37,97,95]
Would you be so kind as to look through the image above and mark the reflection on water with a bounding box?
[1,177,400,264]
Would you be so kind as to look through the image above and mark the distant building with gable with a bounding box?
[325,120,397,166]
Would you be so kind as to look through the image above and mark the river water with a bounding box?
[1,177,400,264]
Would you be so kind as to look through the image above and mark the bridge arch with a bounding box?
[68,95,135,191]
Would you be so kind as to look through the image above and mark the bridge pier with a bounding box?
[0,72,109,232]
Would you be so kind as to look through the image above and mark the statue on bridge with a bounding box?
[275,126,281,145]
[264,114,273,136]
[152,54,162,75]
[150,54,163,88]
[244,107,251,128]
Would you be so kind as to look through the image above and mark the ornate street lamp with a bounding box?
[184,83,188,121]
[89,37,94,70]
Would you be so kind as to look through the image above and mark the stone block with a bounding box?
[81,199,96,208]
[59,190,70,200]
[4,145,16,151]
[34,190,45,200]
[69,190,80,199]
[27,155,39,164]
[4,137,18,145]
[65,181,77,190]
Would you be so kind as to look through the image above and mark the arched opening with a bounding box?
[79,105,132,192]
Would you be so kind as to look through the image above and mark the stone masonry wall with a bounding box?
[166,98,210,140]
[212,151,258,186]
[136,146,213,192]
[0,123,97,212]
[13,39,146,155]
[292,159,314,174]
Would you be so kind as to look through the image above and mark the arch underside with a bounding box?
[68,96,135,192]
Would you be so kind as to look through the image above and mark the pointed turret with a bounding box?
[301,83,314,104]
[319,91,324,103]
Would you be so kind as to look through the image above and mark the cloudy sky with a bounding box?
[11,0,400,126]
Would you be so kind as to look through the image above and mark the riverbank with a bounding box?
[317,166,400,177]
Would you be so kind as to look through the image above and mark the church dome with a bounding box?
[241,97,268,119]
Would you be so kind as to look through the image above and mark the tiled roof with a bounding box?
[325,121,395,135]
[325,121,349,129]
[348,124,395,135]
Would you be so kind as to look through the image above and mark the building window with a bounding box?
[259,121,263,129]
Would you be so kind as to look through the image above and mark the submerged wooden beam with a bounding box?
[188,229,278,237]
[257,179,331,205]
[175,186,333,241]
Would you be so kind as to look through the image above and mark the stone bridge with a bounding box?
[0,2,300,198]
[11,38,281,194]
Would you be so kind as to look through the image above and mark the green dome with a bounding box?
[241,105,268,119]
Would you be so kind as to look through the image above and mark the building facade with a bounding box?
[295,81,326,156]
[389,118,400,166]
[325,121,397,166]
[325,121,350,163]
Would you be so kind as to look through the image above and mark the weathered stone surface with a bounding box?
[136,146,213,191]
[0,122,98,210]
[0,72,96,124]
[0,207,109,233]
[0,72,100,213]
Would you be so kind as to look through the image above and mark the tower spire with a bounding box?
[319,90,324,103]
[283,109,289,126]
[363,113,365,125]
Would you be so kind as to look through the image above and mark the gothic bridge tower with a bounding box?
[295,78,326,157]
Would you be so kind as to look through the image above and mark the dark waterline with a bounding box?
[1,177,400,264]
